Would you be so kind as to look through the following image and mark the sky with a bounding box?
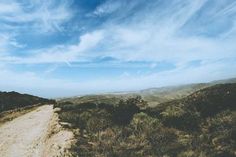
[0,0,236,98]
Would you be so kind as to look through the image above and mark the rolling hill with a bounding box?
[0,91,55,112]
[59,77,236,107]
[56,83,236,157]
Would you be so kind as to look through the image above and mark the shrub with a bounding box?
[161,105,200,132]
[111,97,140,125]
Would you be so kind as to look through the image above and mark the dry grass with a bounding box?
[0,105,40,126]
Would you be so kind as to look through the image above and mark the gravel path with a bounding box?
[0,105,55,157]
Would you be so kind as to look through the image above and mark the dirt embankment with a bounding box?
[0,105,74,157]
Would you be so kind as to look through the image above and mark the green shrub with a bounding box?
[111,97,140,125]
[161,105,200,131]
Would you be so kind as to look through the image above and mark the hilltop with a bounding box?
[0,91,55,112]
[59,77,236,107]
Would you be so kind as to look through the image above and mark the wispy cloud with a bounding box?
[1,58,235,98]
[0,0,236,97]
[0,0,73,33]
[91,0,123,16]
[5,0,235,64]
[0,30,104,64]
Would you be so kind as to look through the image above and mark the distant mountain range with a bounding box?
[60,77,236,107]
[1,77,235,112]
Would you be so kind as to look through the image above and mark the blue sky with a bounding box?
[0,0,236,98]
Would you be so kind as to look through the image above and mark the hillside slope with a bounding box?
[58,83,208,107]
[139,83,208,106]
[0,91,55,112]
[149,83,236,120]
[56,83,236,157]
[138,77,236,106]
[60,78,236,107]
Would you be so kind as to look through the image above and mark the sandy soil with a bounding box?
[43,108,75,157]
[0,105,74,157]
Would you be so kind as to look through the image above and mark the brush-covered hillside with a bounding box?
[59,83,208,108]
[56,83,236,157]
[130,77,236,106]
[59,78,236,107]
[138,83,208,106]
[59,94,137,106]
[0,91,55,112]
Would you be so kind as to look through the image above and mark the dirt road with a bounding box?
[0,105,74,157]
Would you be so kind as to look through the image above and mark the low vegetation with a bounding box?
[0,91,55,113]
[56,84,236,157]
[0,105,40,126]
